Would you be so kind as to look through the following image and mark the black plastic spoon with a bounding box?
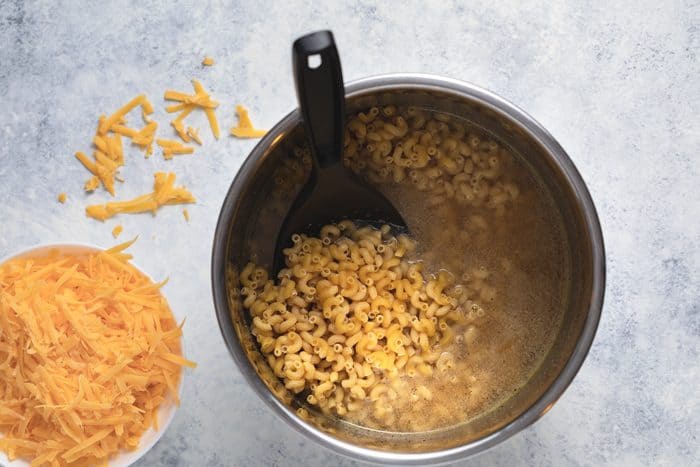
[274,31,407,272]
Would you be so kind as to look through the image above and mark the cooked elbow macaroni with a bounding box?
[343,106,519,214]
[239,222,481,426]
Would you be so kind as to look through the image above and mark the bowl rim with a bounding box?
[211,73,606,465]
[0,242,185,467]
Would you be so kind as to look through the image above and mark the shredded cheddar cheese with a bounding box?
[98,95,146,135]
[85,172,196,221]
[112,224,123,238]
[75,95,157,194]
[130,121,159,157]
[182,208,189,222]
[169,107,193,143]
[156,140,195,160]
[230,105,267,138]
[202,56,215,66]
[164,80,220,140]
[186,127,202,145]
[84,176,100,192]
[57,193,67,204]
[0,240,195,466]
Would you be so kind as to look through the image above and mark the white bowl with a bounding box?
[0,243,185,467]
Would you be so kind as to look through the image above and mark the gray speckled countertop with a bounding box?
[1,1,698,466]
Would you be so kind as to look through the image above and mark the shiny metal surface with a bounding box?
[211,74,605,464]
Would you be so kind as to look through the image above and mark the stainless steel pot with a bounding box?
[211,74,605,464]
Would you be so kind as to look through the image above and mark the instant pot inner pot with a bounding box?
[221,86,595,452]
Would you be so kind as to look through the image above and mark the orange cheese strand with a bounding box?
[111,124,139,138]
[202,56,215,66]
[171,106,195,143]
[0,242,195,466]
[85,172,196,221]
[131,120,159,157]
[156,140,195,160]
[141,98,154,116]
[163,92,218,109]
[231,105,267,139]
[164,80,220,140]
[112,224,123,238]
[98,95,146,135]
[57,193,67,204]
[192,80,220,139]
[187,127,202,145]
[172,122,191,143]
[75,151,97,175]
[75,95,157,195]
[84,175,100,192]
[164,147,194,157]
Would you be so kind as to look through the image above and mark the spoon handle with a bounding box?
[292,30,345,169]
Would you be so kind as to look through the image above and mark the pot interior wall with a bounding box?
[220,86,595,453]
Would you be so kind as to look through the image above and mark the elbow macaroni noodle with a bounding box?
[239,222,485,427]
[343,106,519,215]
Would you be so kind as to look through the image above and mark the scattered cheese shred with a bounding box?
[111,124,139,138]
[171,108,192,143]
[57,193,67,204]
[112,224,123,238]
[84,176,100,192]
[192,80,220,140]
[98,95,146,135]
[141,98,154,116]
[230,105,267,138]
[164,80,220,140]
[85,172,196,221]
[75,95,157,194]
[187,127,202,145]
[75,151,97,175]
[156,139,195,160]
[0,241,195,466]
[131,120,159,157]
[182,208,190,222]
[202,56,215,66]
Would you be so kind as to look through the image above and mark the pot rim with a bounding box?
[211,73,605,465]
